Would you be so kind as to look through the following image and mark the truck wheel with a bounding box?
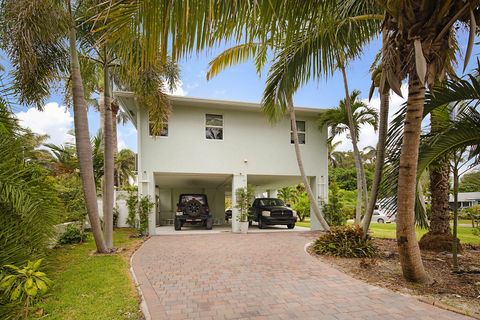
[174,218,182,231]
[258,219,265,229]
[205,217,213,230]
[287,223,295,229]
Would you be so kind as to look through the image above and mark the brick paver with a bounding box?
[132,232,471,319]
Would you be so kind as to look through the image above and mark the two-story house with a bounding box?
[114,93,328,234]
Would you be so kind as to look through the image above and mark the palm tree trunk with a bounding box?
[419,110,452,250]
[362,91,390,237]
[112,101,119,155]
[396,77,429,283]
[102,55,114,249]
[288,97,330,231]
[67,4,107,253]
[340,64,366,224]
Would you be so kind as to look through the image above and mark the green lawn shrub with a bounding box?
[313,225,377,258]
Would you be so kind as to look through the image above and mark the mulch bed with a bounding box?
[309,238,480,318]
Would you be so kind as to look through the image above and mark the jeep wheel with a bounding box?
[174,218,182,231]
[258,219,265,229]
[205,217,213,230]
[287,223,295,229]
[185,199,205,217]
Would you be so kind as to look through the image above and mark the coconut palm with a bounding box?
[327,140,346,168]
[318,90,378,224]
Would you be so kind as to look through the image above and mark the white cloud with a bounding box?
[16,102,74,146]
[169,80,187,96]
[333,84,408,152]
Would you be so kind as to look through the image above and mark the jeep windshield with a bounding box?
[180,195,206,204]
[258,199,285,206]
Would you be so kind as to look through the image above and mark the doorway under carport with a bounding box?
[152,172,325,233]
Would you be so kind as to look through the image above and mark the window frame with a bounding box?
[290,120,306,144]
[205,113,224,141]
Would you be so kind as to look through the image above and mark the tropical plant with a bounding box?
[292,192,310,222]
[277,186,296,206]
[58,224,88,244]
[137,195,154,236]
[125,186,139,228]
[0,0,108,253]
[235,185,255,223]
[313,225,377,258]
[459,171,480,192]
[0,102,61,267]
[115,149,136,188]
[0,259,52,319]
[319,90,378,224]
[322,180,348,226]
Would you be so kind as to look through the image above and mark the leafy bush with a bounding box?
[322,181,348,226]
[0,104,61,267]
[113,205,120,228]
[125,187,138,228]
[313,225,377,258]
[58,224,88,244]
[235,185,255,222]
[292,192,310,221]
[0,259,52,319]
[138,196,154,235]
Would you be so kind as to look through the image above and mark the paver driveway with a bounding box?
[132,232,471,320]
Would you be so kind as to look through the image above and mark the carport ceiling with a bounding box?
[154,173,232,189]
[154,173,308,190]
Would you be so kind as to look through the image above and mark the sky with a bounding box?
[3,30,479,154]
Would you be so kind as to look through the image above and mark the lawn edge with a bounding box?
[129,241,151,320]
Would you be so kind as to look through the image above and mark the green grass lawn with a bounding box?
[297,219,480,245]
[35,229,142,320]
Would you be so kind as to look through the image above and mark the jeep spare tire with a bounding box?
[185,199,205,217]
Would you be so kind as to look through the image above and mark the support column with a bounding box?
[310,176,326,231]
[266,189,278,198]
[231,173,247,233]
[139,171,156,235]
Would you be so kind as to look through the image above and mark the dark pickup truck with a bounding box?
[174,194,213,230]
[249,198,297,229]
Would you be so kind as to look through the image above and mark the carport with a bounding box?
[151,172,324,233]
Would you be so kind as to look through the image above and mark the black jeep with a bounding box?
[249,198,297,229]
[174,194,213,230]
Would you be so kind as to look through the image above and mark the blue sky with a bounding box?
[4,31,479,153]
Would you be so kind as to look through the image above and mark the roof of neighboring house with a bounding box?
[449,192,480,202]
[113,91,329,128]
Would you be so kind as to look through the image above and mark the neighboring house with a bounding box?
[449,192,480,210]
[114,93,328,234]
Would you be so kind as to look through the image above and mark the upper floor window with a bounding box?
[149,121,168,137]
[206,114,223,140]
[290,121,306,144]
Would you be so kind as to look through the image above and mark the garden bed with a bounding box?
[309,238,480,319]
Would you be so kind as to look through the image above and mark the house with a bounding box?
[449,192,480,209]
[114,93,328,234]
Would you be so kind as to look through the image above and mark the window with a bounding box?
[205,114,223,140]
[149,121,168,137]
[290,120,306,144]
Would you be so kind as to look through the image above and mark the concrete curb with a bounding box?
[129,247,151,320]
[416,296,478,319]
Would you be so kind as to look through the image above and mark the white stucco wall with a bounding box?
[137,99,328,178]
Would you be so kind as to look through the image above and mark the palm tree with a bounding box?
[318,90,378,223]
[115,148,136,188]
[327,141,346,168]
[0,0,108,252]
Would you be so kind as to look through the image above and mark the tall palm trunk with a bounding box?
[67,5,107,253]
[111,102,119,156]
[103,56,114,249]
[340,64,366,224]
[396,77,429,283]
[288,97,330,231]
[363,91,389,237]
[419,110,452,250]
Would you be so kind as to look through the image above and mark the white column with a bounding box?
[310,176,325,231]
[231,173,247,233]
[139,171,156,236]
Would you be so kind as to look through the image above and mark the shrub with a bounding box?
[58,224,88,245]
[125,187,138,228]
[113,205,120,228]
[0,259,52,319]
[313,225,377,258]
[322,181,347,226]
[137,196,154,235]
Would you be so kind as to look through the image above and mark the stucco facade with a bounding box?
[115,93,329,234]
